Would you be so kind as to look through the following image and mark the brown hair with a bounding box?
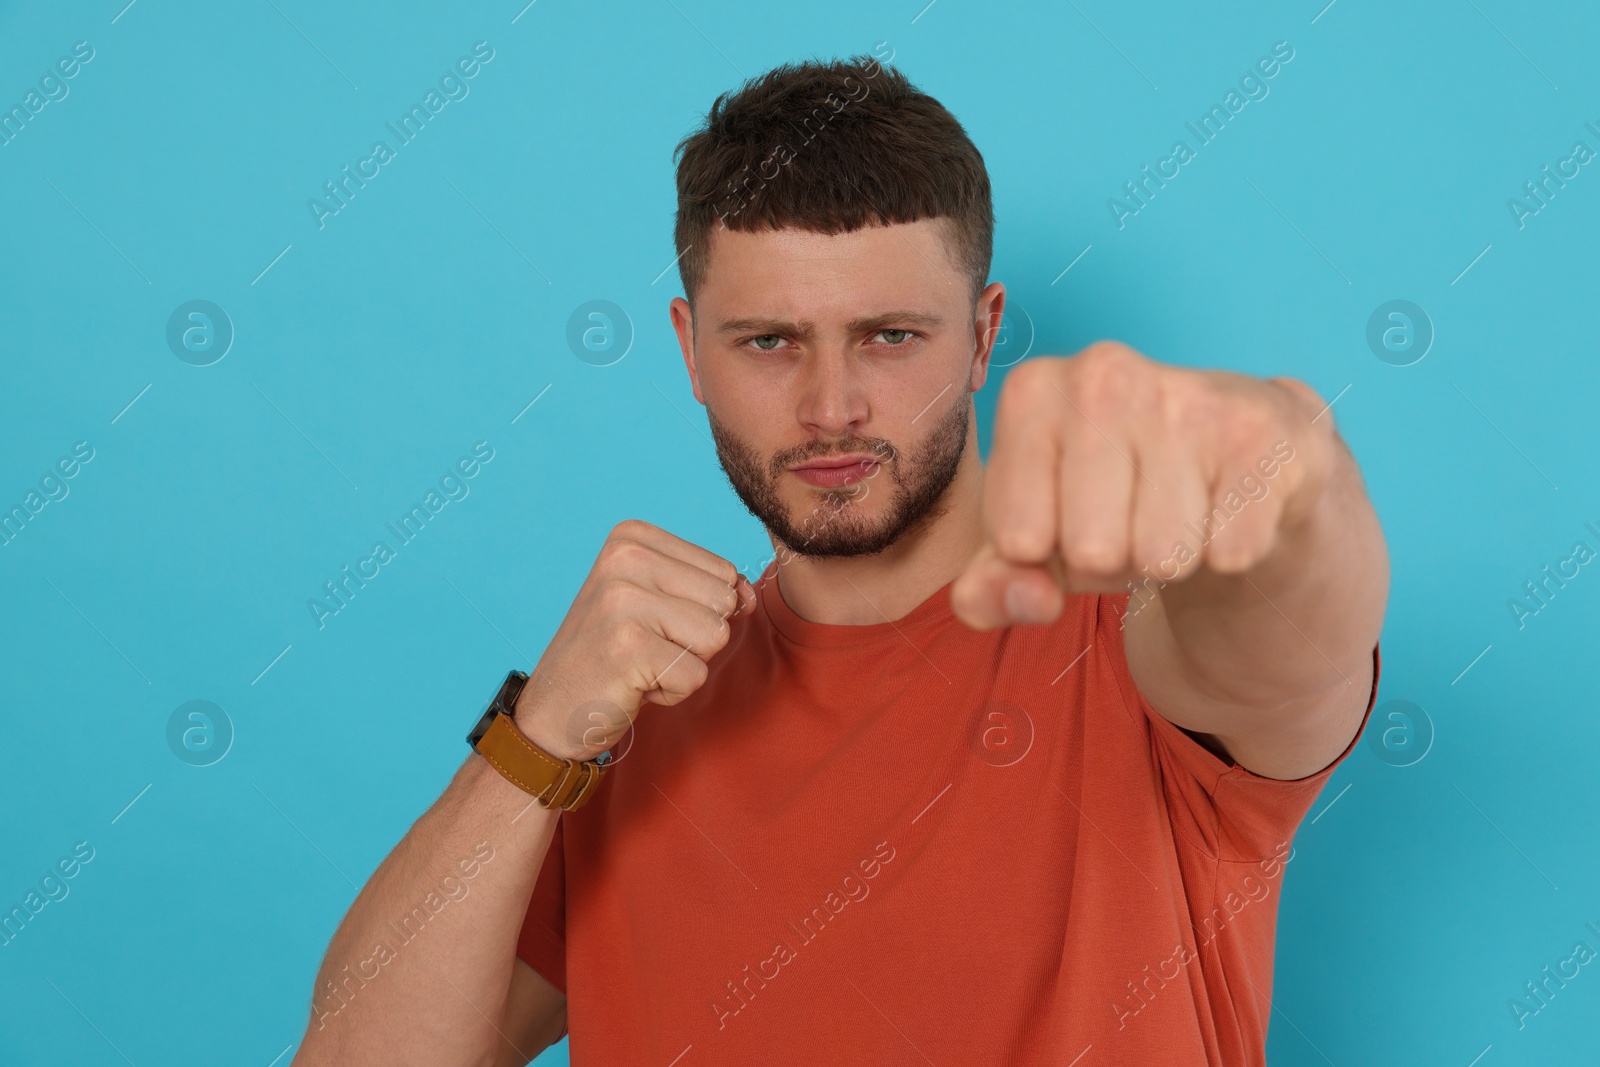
[672,53,993,313]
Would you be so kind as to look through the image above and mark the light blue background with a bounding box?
[2,0,1596,1064]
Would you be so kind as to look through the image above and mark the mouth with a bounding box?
[788,453,884,488]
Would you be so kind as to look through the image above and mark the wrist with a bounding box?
[468,668,610,812]
[511,697,589,762]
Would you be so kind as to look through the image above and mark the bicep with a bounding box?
[490,958,567,1067]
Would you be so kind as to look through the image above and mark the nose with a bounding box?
[795,346,869,440]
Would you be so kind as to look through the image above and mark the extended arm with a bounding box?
[951,342,1389,780]
[1121,404,1387,780]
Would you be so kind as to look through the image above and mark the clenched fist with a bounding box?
[951,341,1336,629]
[512,519,756,762]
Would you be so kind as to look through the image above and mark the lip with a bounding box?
[788,453,884,488]
[790,453,881,471]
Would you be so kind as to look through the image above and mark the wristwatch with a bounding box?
[467,669,611,811]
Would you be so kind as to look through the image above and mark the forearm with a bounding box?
[1157,432,1389,708]
[293,753,559,1067]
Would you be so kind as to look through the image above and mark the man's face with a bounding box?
[670,218,1001,559]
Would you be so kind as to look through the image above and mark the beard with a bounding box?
[706,393,971,560]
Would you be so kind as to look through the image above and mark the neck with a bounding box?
[767,418,985,626]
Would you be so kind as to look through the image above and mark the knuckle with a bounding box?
[997,359,1049,416]
[611,518,654,539]
[1224,412,1271,459]
[612,617,652,655]
[709,555,738,585]
[1083,339,1136,373]
[667,654,709,692]
[1085,338,1134,361]
[1065,535,1124,574]
[1074,345,1139,410]
[599,577,647,616]
[599,536,651,574]
[1271,374,1322,414]
[1170,386,1220,440]
[683,610,727,657]
[1007,356,1051,388]
[992,524,1053,562]
[1206,539,1253,574]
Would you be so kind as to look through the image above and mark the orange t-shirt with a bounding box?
[516,576,1380,1066]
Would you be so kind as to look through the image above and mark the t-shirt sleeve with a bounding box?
[1097,593,1381,862]
[515,815,568,997]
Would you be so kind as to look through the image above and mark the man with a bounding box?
[293,53,1386,1066]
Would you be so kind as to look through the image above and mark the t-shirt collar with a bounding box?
[755,568,958,649]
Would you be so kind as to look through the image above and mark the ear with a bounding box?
[970,281,1006,394]
[669,296,705,405]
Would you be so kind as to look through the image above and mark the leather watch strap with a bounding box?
[476,710,608,811]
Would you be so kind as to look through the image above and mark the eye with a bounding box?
[874,329,915,346]
[745,334,786,352]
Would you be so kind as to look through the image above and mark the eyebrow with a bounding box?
[715,309,945,339]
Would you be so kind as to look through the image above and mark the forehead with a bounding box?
[697,217,966,313]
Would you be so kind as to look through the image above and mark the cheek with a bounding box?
[700,351,774,410]
[708,380,794,447]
